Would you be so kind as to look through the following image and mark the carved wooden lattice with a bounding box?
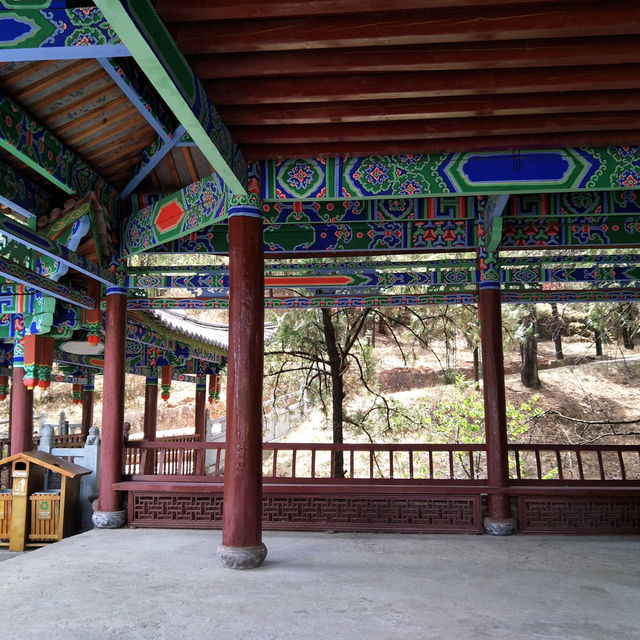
[131,494,224,528]
[130,492,481,533]
[519,497,640,534]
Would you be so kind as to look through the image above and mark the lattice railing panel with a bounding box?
[519,497,640,533]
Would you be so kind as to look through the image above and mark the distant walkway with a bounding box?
[0,530,638,639]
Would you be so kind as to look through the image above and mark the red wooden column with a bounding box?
[195,373,207,442]
[477,196,515,535]
[218,200,267,569]
[80,376,95,438]
[143,375,158,441]
[92,285,127,529]
[10,366,33,455]
[479,286,515,534]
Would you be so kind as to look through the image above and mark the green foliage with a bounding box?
[377,376,539,445]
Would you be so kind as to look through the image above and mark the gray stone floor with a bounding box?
[0,529,639,640]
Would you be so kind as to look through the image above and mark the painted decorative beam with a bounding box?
[126,288,640,310]
[120,125,186,199]
[256,147,640,201]
[0,4,129,61]
[0,90,118,214]
[0,215,115,285]
[120,172,227,257]
[0,159,50,219]
[94,0,247,194]
[0,256,94,309]
[481,193,509,253]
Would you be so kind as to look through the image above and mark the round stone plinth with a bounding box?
[483,516,517,536]
[92,509,127,529]
[217,543,267,569]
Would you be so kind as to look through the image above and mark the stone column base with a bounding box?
[483,516,517,536]
[217,542,267,569]
[92,509,127,529]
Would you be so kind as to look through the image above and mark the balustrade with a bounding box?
[122,441,640,486]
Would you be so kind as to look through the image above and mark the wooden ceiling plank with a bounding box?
[55,94,131,137]
[66,107,146,149]
[206,65,640,104]
[18,60,94,104]
[175,5,640,53]
[218,90,640,125]
[181,146,200,185]
[192,36,640,79]
[232,111,640,145]
[241,132,640,159]
[155,0,587,21]
[166,151,183,191]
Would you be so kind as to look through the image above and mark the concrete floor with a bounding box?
[0,530,638,640]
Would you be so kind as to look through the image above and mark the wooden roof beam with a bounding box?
[218,91,640,126]
[192,37,640,79]
[232,112,640,145]
[243,133,640,160]
[175,5,640,54]
[95,0,247,195]
[205,66,640,104]
[155,0,587,22]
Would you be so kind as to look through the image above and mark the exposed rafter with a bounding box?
[0,89,118,214]
[120,125,186,199]
[175,5,640,53]
[94,0,247,194]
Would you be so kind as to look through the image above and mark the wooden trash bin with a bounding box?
[0,451,91,551]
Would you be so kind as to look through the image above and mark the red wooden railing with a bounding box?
[122,441,640,485]
[508,444,640,483]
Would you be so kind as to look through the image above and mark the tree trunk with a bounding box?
[520,305,541,389]
[622,325,635,350]
[594,328,603,357]
[550,303,564,360]
[321,309,345,477]
[473,345,480,383]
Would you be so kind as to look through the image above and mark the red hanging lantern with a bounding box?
[0,374,8,401]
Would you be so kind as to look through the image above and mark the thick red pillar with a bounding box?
[218,203,267,569]
[10,366,33,455]
[478,286,515,535]
[93,286,127,528]
[143,376,158,441]
[195,383,206,442]
[81,378,95,438]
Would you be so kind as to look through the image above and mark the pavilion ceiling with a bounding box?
[153,0,640,160]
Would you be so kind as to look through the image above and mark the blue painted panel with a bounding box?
[460,153,572,184]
